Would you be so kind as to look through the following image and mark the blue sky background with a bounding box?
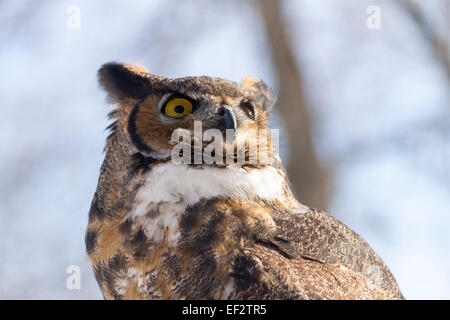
[0,0,448,299]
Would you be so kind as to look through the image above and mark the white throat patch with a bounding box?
[129,162,286,245]
[130,163,286,219]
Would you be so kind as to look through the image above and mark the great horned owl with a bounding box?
[85,62,403,300]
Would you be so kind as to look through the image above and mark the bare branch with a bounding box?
[258,0,329,210]
[398,0,450,82]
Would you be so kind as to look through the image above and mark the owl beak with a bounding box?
[218,106,237,131]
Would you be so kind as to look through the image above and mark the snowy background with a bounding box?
[0,0,448,299]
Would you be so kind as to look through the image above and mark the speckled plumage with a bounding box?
[86,62,403,300]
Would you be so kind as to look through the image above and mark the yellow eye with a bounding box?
[164,97,193,118]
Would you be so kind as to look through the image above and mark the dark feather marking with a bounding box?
[108,252,128,271]
[118,218,133,234]
[85,229,98,254]
[107,110,118,119]
[230,255,260,290]
[179,203,202,231]
[128,101,152,153]
[94,266,112,293]
[88,197,103,222]
[273,235,289,243]
[98,62,150,101]
[255,239,293,259]
[180,199,227,253]
[145,205,161,219]
[126,227,154,259]
[106,131,115,142]
[105,120,118,132]
[130,152,157,174]
[94,252,128,299]
[105,120,118,141]
[196,212,225,249]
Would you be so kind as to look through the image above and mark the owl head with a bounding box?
[99,62,277,167]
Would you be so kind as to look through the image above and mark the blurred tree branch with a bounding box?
[258,0,329,210]
[398,0,450,83]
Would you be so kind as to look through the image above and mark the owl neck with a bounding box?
[129,161,290,218]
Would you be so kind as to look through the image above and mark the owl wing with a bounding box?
[229,204,404,300]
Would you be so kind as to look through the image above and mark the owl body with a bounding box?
[86,62,403,299]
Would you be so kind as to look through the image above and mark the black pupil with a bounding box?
[174,105,184,113]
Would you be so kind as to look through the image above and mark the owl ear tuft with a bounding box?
[241,76,277,112]
[98,62,151,102]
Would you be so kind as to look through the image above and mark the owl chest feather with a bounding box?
[89,162,289,299]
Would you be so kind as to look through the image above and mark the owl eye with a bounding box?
[163,97,193,118]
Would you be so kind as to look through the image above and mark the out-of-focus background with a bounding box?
[0,0,448,299]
